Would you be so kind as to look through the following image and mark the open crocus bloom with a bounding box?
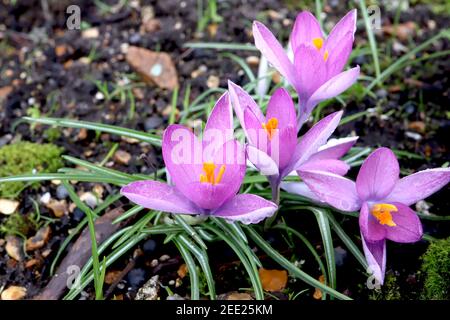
[121,93,277,224]
[298,147,450,284]
[228,81,357,186]
[253,10,360,126]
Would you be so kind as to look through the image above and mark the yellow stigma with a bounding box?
[199,162,226,185]
[312,37,324,50]
[371,204,398,227]
[262,117,278,140]
[323,50,329,61]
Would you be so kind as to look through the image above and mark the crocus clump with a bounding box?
[297,147,450,283]
[253,10,360,126]
[121,93,277,224]
[228,80,357,189]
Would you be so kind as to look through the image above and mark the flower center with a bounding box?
[199,162,225,185]
[312,37,329,62]
[262,117,278,140]
[371,203,398,227]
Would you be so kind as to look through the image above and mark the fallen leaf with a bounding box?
[313,275,326,300]
[258,268,288,292]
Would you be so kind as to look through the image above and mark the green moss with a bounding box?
[43,127,61,143]
[368,273,402,300]
[421,237,450,300]
[0,213,36,237]
[0,141,64,198]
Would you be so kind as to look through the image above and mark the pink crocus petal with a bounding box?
[204,92,233,137]
[359,202,386,242]
[244,106,265,147]
[385,168,450,206]
[310,136,358,161]
[294,44,327,103]
[276,126,298,171]
[299,169,361,211]
[246,145,279,176]
[252,21,298,89]
[280,181,323,203]
[265,87,297,130]
[356,147,399,201]
[293,111,343,168]
[361,236,386,285]
[299,66,359,125]
[162,125,203,199]
[290,11,323,55]
[326,9,357,54]
[325,32,353,79]
[120,180,200,215]
[385,202,423,243]
[298,158,350,176]
[213,194,277,224]
[228,80,264,134]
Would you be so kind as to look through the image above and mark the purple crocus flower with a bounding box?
[121,93,277,224]
[252,10,360,126]
[298,147,450,283]
[228,81,357,189]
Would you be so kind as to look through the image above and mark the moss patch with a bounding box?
[0,141,64,198]
[421,237,450,300]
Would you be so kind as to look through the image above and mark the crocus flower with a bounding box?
[253,10,360,126]
[121,93,277,224]
[297,147,450,283]
[228,81,357,189]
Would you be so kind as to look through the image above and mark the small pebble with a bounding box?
[5,235,24,261]
[144,116,163,131]
[127,268,146,288]
[40,192,51,205]
[72,208,85,222]
[150,259,159,267]
[159,254,170,262]
[168,280,175,286]
[1,286,27,300]
[56,185,69,200]
[206,75,220,88]
[114,150,132,165]
[334,246,348,267]
[0,199,19,215]
[143,239,157,253]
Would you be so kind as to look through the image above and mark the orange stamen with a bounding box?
[371,204,398,227]
[199,162,226,185]
[262,117,278,140]
[312,37,324,50]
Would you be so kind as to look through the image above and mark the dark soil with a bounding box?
[0,0,448,300]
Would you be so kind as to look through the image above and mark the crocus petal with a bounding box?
[246,145,279,176]
[310,136,358,160]
[361,236,386,285]
[298,158,350,176]
[290,11,323,55]
[265,88,297,130]
[294,44,327,103]
[204,92,233,136]
[299,169,361,211]
[326,9,357,54]
[162,124,203,199]
[384,202,423,243]
[326,32,353,79]
[359,202,386,242]
[244,106,265,147]
[299,66,359,125]
[213,194,277,224]
[228,80,264,134]
[385,168,450,206]
[253,21,297,89]
[276,126,298,172]
[280,181,322,203]
[121,180,200,214]
[293,111,343,167]
[356,147,399,201]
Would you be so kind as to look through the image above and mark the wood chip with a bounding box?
[258,268,288,292]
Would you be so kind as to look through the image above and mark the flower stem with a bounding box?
[264,177,280,230]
